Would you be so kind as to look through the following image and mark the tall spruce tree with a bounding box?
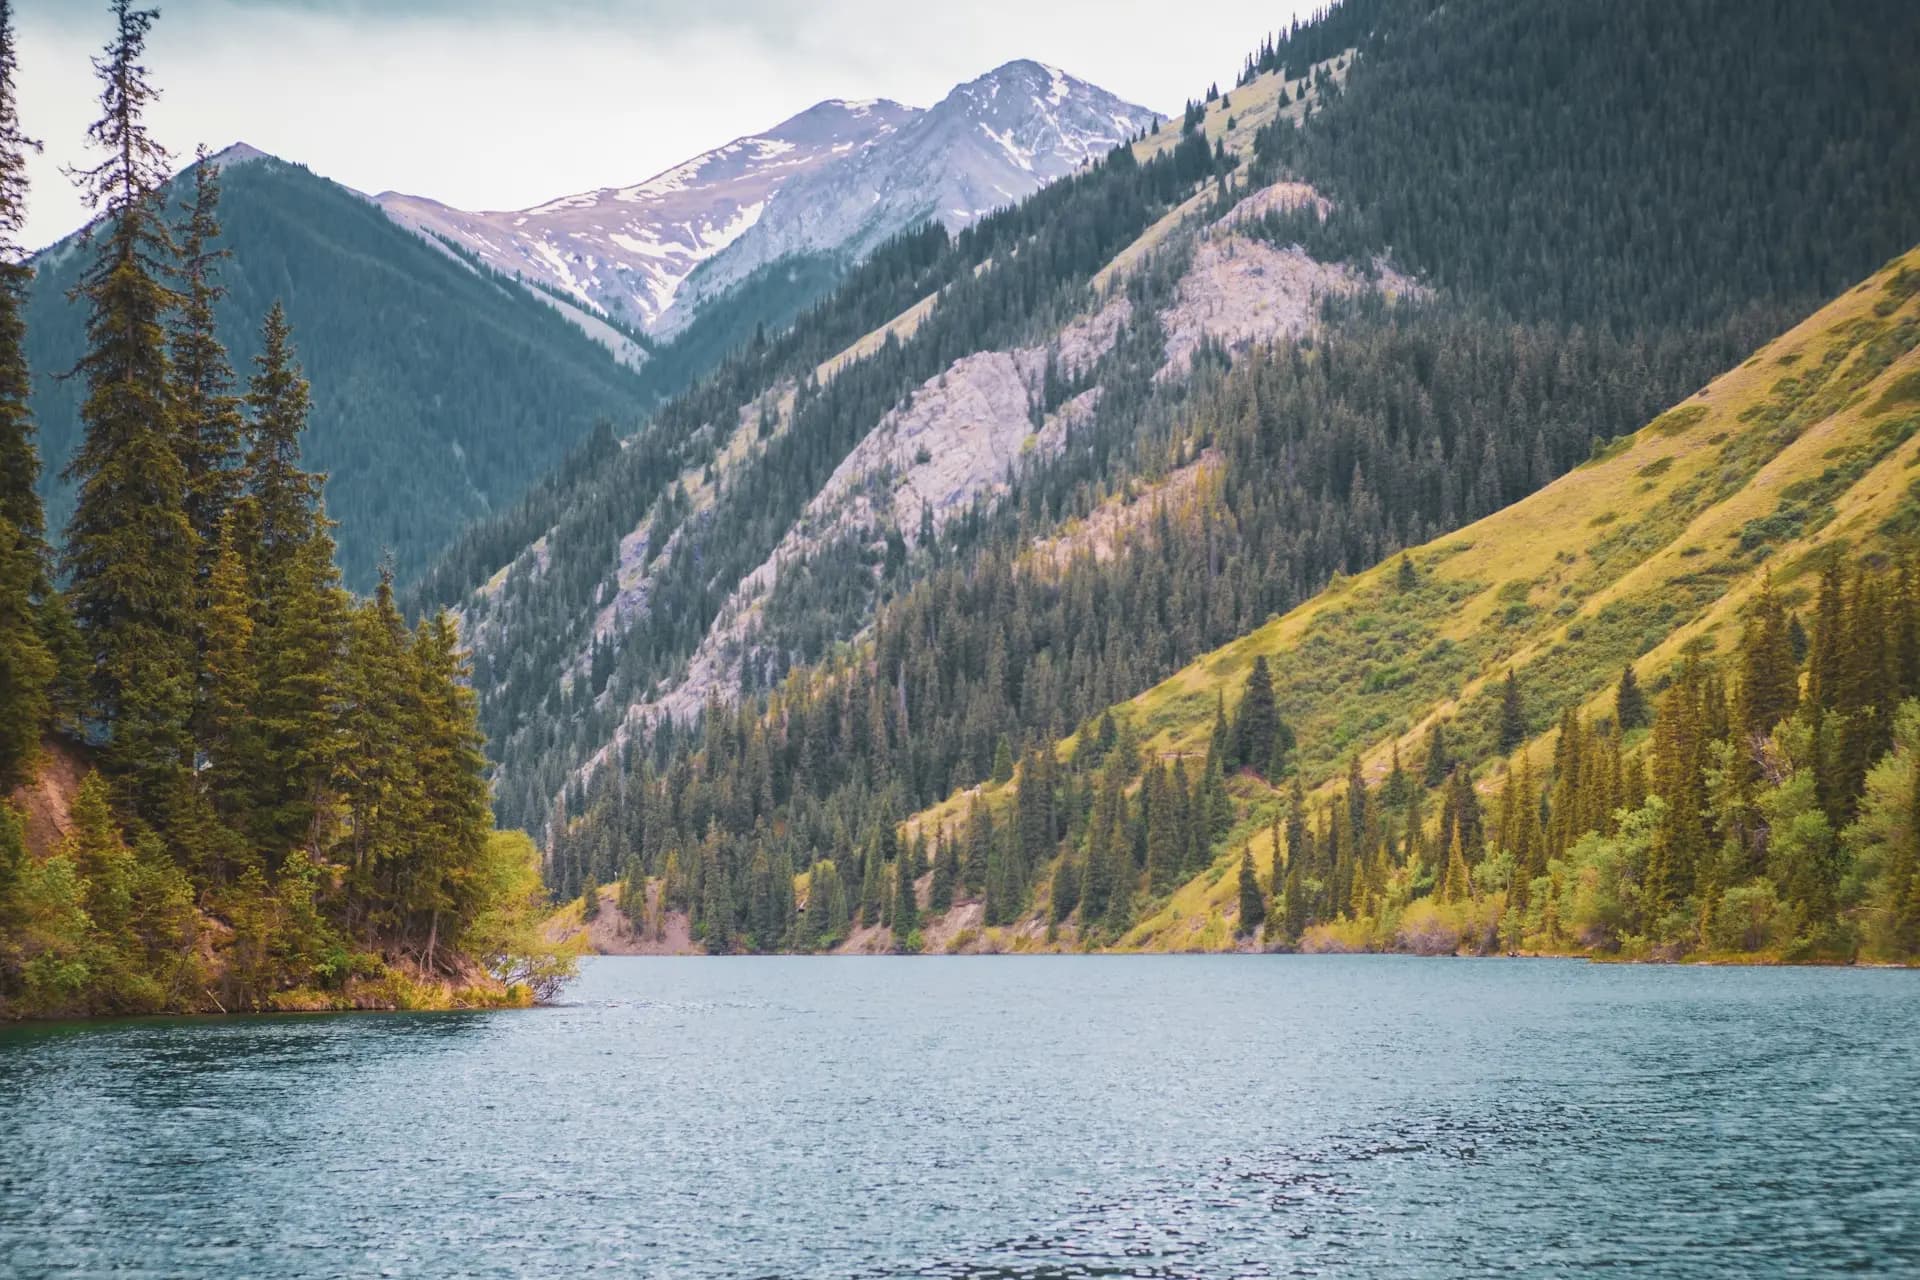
[411,611,491,966]
[1236,847,1265,936]
[240,308,345,865]
[251,524,344,863]
[1614,664,1649,733]
[337,567,420,928]
[0,0,35,545]
[244,302,323,582]
[62,0,195,809]
[1422,720,1451,788]
[929,827,957,913]
[170,146,245,593]
[196,509,257,855]
[1232,655,1279,775]
[891,835,919,941]
[1497,669,1528,754]
[1438,829,1471,905]
[0,0,53,790]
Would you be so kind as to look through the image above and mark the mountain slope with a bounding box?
[441,76,1308,837]
[552,245,1920,958]
[26,147,644,589]
[377,63,1156,347]
[375,98,918,339]
[438,0,1920,946]
[1017,246,1920,953]
[667,61,1158,325]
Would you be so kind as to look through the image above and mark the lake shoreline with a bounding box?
[14,948,1916,1024]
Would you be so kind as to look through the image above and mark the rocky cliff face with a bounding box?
[551,174,1409,790]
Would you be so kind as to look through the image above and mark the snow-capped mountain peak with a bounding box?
[657,61,1157,331]
[374,64,1154,342]
[374,98,915,334]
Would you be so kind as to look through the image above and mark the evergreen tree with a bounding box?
[697,830,733,952]
[336,566,420,924]
[1438,828,1471,905]
[990,736,1014,785]
[1236,846,1265,936]
[0,514,51,789]
[928,827,957,913]
[1615,664,1649,732]
[170,147,244,566]
[1280,848,1307,943]
[1231,655,1279,775]
[409,611,491,965]
[250,483,345,864]
[1079,764,1123,923]
[1736,574,1798,740]
[962,799,991,898]
[1145,763,1182,892]
[244,302,323,582]
[1497,668,1527,753]
[858,834,884,927]
[1646,661,1710,912]
[1438,765,1485,863]
[1014,742,1055,874]
[62,0,195,809]
[1422,720,1451,788]
[891,836,919,941]
[0,0,52,790]
[197,510,256,849]
[803,859,846,950]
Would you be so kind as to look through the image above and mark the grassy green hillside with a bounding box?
[908,246,1920,956]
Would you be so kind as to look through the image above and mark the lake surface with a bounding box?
[2,957,1917,1277]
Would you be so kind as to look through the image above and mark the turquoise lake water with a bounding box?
[2,956,1917,1277]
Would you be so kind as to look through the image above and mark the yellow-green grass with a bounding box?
[1131,54,1351,167]
[900,248,1920,951]
[815,289,942,385]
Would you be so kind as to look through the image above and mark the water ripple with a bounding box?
[1,956,1916,1278]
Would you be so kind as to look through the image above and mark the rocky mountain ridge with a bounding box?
[376,61,1157,341]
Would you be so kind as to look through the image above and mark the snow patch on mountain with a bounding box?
[375,65,1151,345]
[655,60,1158,332]
[375,98,915,335]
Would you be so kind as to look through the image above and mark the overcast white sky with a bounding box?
[16,0,1317,251]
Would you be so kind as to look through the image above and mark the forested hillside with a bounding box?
[1246,0,1920,334]
[924,246,1920,961]
[25,148,645,589]
[0,2,569,1018]
[567,246,1920,962]
[483,0,1920,933]
[433,119,1241,834]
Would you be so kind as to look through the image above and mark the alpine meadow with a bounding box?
[3,1,1920,1277]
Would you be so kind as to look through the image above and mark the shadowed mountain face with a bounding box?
[376,62,1157,339]
[26,147,646,591]
[21,62,1151,591]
